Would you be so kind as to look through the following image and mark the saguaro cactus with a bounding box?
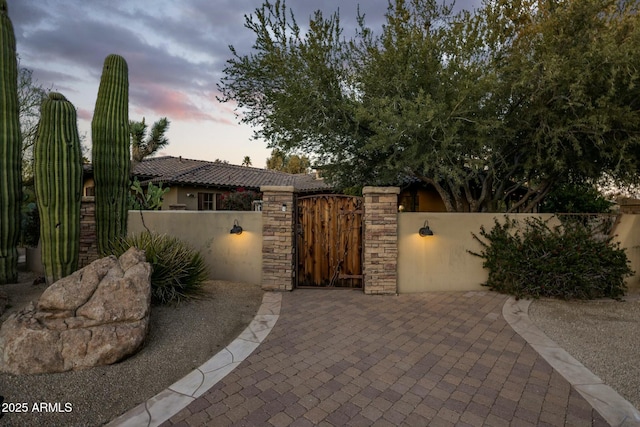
[92,54,130,255]
[34,92,83,284]
[0,0,21,284]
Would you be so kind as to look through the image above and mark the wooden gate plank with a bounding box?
[296,195,363,288]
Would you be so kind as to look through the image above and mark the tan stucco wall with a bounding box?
[160,186,230,210]
[123,209,640,292]
[174,186,199,210]
[127,211,262,285]
[161,186,203,210]
[397,213,557,293]
[161,187,179,208]
[612,214,640,290]
[82,177,95,197]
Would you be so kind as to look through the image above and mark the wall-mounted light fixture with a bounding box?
[186,193,195,198]
[281,203,287,212]
[230,219,243,235]
[419,220,434,237]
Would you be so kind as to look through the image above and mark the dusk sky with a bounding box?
[10,0,479,168]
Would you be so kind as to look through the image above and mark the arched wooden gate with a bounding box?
[296,195,363,288]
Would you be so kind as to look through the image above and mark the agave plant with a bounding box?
[109,232,208,304]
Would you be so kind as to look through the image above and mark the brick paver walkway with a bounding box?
[163,290,608,426]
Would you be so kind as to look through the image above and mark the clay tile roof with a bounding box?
[292,173,333,191]
[133,156,209,179]
[132,156,331,192]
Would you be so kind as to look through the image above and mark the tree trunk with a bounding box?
[417,175,458,212]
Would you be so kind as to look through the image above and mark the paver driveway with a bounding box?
[163,290,607,426]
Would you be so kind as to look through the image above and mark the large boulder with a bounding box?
[0,248,151,375]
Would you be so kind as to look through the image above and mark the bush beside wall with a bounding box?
[470,216,633,300]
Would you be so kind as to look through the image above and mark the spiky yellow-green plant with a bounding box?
[109,232,208,304]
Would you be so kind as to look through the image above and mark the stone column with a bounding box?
[79,196,99,268]
[260,186,295,291]
[363,186,400,295]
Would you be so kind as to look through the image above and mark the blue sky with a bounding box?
[10,0,479,167]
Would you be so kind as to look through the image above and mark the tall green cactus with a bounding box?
[0,0,21,284]
[92,54,130,255]
[34,92,82,284]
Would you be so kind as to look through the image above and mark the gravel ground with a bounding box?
[0,271,263,427]
[529,290,640,411]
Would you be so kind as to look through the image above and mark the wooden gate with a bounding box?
[296,195,363,288]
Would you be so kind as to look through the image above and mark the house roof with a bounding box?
[133,156,331,192]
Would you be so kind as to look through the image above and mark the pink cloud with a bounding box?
[77,108,93,121]
[202,91,244,126]
[210,115,235,126]
[130,83,216,122]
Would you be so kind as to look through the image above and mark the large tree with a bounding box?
[219,0,640,211]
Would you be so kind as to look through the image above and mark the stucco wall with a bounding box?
[82,177,94,197]
[127,211,262,285]
[162,186,209,210]
[173,186,199,210]
[612,214,640,289]
[397,213,557,293]
[124,209,640,292]
[161,187,179,208]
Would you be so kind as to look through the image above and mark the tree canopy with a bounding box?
[266,148,311,173]
[219,0,640,211]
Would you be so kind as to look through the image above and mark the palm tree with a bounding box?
[130,117,170,164]
[242,156,252,167]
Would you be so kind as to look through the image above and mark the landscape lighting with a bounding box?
[230,219,243,235]
[419,220,434,237]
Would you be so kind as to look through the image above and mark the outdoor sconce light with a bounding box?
[282,203,287,212]
[230,219,243,235]
[419,220,434,237]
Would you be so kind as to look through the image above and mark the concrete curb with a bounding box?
[503,297,640,427]
[107,292,282,427]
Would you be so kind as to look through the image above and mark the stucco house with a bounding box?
[83,156,331,210]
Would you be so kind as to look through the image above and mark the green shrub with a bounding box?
[540,182,613,213]
[109,232,208,304]
[470,217,632,300]
[218,188,261,211]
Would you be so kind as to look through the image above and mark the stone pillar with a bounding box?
[363,186,400,295]
[260,186,295,291]
[79,197,99,268]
